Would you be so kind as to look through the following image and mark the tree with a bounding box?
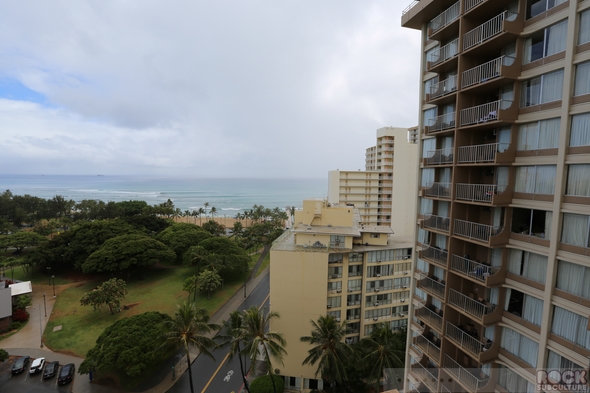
[360,325,406,390]
[196,269,222,300]
[217,310,251,393]
[195,207,206,225]
[250,375,285,393]
[82,234,175,275]
[0,349,8,363]
[79,312,171,379]
[161,302,219,393]
[156,223,212,263]
[300,315,353,392]
[210,206,217,220]
[80,278,128,314]
[242,306,287,393]
[0,231,48,254]
[232,221,244,239]
[183,274,200,302]
[202,219,225,236]
[186,237,250,277]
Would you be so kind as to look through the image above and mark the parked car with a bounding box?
[43,361,59,379]
[11,356,30,375]
[29,357,45,374]
[58,363,75,385]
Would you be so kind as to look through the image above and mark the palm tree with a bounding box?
[217,311,251,393]
[183,274,199,302]
[210,206,218,221]
[360,325,406,390]
[242,306,287,393]
[161,302,220,393]
[300,314,353,393]
[196,207,206,225]
[204,202,210,219]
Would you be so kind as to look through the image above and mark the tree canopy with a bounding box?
[79,312,172,378]
[184,237,249,277]
[82,234,175,274]
[80,278,128,314]
[156,223,212,263]
[0,231,48,253]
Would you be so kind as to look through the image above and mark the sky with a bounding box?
[0,1,421,178]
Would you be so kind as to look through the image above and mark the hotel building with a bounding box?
[402,1,590,393]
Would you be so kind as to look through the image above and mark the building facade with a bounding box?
[270,199,413,391]
[402,1,590,392]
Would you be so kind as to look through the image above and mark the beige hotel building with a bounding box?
[402,1,590,393]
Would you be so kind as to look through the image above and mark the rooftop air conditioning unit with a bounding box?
[373,317,378,321]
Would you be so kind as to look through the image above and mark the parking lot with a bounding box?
[0,356,74,393]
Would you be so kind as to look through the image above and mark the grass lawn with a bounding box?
[44,265,250,357]
[256,252,270,277]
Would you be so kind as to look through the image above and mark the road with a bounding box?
[167,273,270,393]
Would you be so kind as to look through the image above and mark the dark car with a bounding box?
[43,361,59,379]
[11,356,30,375]
[58,363,75,385]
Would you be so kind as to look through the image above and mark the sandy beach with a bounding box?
[173,215,246,227]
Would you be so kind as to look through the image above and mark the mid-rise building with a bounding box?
[402,1,590,392]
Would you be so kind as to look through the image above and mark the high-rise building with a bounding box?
[402,1,590,392]
[328,126,418,234]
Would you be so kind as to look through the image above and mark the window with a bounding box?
[526,0,567,20]
[367,279,393,291]
[366,248,411,263]
[367,264,394,277]
[327,296,341,309]
[551,306,590,349]
[523,19,567,63]
[570,112,590,147]
[514,166,556,194]
[501,327,539,366]
[546,350,585,372]
[390,318,408,330]
[328,266,342,278]
[349,252,363,262]
[393,277,410,289]
[330,235,345,247]
[424,76,438,100]
[561,213,590,247]
[574,61,590,96]
[508,249,548,283]
[580,9,590,45]
[364,307,392,320]
[370,233,380,238]
[328,253,343,263]
[327,281,342,291]
[505,289,543,325]
[346,308,360,320]
[566,165,590,196]
[517,118,560,150]
[348,265,362,277]
[556,260,590,299]
[347,279,362,292]
[497,365,535,392]
[285,376,301,389]
[520,69,564,107]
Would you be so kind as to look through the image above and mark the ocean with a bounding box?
[0,175,328,215]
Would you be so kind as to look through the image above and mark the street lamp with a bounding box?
[38,306,43,348]
[43,294,46,317]
[52,276,56,297]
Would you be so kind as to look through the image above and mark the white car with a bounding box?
[29,357,45,374]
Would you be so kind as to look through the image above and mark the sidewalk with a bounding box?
[2,264,270,393]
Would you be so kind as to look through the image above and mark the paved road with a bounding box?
[167,273,270,393]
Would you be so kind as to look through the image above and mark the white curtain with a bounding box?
[421,168,435,187]
[484,326,495,341]
[545,211,553,240]
[433,266,444,280]
[493,207,502,227]
[496,167,509,192]
[419,197,433,215]
[439,168,452,184]
[422,137,436,158]
[546,19,567,56]
[437,201,449,217]
[423,107,437,125]
[518,122,539,150]
[552,306,590,349]
[417,228,430,245]
[489,287,499,306]
[534,165,556,194]
[498,127,511,151]
[490,248,503,268]
[570,112,590,147]
[435,234,447,249]
[538,118,560,148]
[557,260,590,299]
[566,164,590,196]
[523,37,533,64]
[424,76,438,100]
[501,327,539,367]
[515,166,536,193]
[521,76,541,107]
[541,69,564,103]
[579,9,590,45]
[523,252,548,283]
[431,297,442,310]
[416,258,429,273]
[561,213,589,247]
[523,294,543,326]
[508,249,523,275]
[575,61,590,96]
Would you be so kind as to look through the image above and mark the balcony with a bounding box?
[423,182,452,199]
[427,1,460,38]
[463,11,520,53]
[459,99,517,127]
[443,354,489,392]
[453,219,506,246]
[461,55,519,91]
[414,334,441,362]
[418,273,445,299]
[448,288,495,321]
[450,254,500,284]
[455,183,512,206]
[465,0,486,13]
[427,38,459,71]
[416,305,443,331]
[419,246,448,266]
[427,75,457,103]
[446,321,491,357]
[422,214,450,233]
[424,147,454,166]
[410,361,439,393]
[456,142,513,165]
[425,112,456,135]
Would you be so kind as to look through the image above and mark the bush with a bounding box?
[12,309,29,323]
[8,321,22,331]
[250,374,285,393]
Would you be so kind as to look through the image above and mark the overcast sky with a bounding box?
[0,1,421,178]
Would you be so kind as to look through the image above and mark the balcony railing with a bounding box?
[454,219,502,242]
[348,271,362,277]
[418,273,445,299]
[443,354,490,391]
[365,298,393,308]
[423,214,450,232]
[462,55,516,89]
[450,255,496,282]
[424,182,452,199]
[463,11,518,51]
[448,289,495,320]
[416,305,443,330]
[426,112,456,133]
[402,0,419,15]
[446,321,490,356]
[429,75,457,101]
[465,0,486,13]
[459,99,512,127]
[429,1,460,35]
[420,246,448,266]
[425,147,454,165]
[455,183,497,204]
[457,142,509,164]
[414,334,441,360]
[428,38,459,67]
[411,361,439,392]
